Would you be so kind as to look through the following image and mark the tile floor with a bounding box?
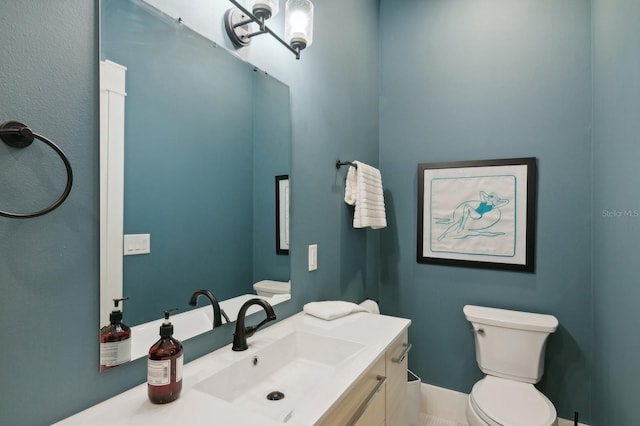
[421,413,467,426]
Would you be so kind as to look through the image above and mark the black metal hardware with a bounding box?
[232,298,276,351]
[0,121,73,219]
[226,0,303,60]
[336,160,357,169]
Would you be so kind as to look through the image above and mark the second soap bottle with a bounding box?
[147,309,183,404]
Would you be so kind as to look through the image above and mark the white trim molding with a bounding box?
[99,60,127,326]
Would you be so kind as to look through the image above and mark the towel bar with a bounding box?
[336,160,357,169]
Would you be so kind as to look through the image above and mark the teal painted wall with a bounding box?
[379,0,593,422]
[592,0,640,424]
[0,0,379,424]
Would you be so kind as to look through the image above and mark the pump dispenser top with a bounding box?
[159,309,175,338]
[109,297,128,324]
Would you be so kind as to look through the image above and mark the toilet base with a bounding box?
[466,396,492,426]
[466,390,558,426]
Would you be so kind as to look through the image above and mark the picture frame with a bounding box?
[275,175,290,255]
[417,157,536,272]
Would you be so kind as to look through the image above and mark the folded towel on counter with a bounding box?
[303,301,367,321]
[359,299,380,314]
[344,161,387,229]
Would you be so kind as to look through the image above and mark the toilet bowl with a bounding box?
[463,305,559,426]
[253,280,291,297]
[466,376,557,426]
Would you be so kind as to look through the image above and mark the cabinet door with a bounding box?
[354,378,386,426]
[386,329,410,426]
[317,356,386,425]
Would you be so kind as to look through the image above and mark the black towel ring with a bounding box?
[0,121,73,219]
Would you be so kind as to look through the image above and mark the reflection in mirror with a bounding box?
[99,0,291,369]
[276,175,290,254]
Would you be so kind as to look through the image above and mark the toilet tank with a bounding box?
[463,305,558,384]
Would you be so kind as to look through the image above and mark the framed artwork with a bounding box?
[417,157,536,272]
[276,175,289,255]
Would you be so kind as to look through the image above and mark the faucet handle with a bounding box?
[245,315,276,337]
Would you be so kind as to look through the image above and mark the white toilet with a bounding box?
[463,305,559,426]
[253,280,291,297]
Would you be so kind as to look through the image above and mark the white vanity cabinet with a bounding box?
[317,356,386,425]
[317,329,410,426]
[386,329,410,426]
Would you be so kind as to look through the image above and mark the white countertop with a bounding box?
[57,310,410,426]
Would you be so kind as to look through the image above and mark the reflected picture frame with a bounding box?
[276,175,290,255]
[417,157,537,272]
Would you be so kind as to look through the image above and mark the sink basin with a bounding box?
[193,331,365,423]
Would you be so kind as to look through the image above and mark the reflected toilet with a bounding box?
[253,280,291,297]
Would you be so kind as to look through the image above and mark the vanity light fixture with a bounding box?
[224,0,314,60]
[246,0,279,20]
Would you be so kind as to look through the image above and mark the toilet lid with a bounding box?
[470,376,557,426]
[253,280,291,293]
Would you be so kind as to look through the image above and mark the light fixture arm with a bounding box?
[226,0,302,59]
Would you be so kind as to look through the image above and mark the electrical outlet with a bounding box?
[308,244,317,271]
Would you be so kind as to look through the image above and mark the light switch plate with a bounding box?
[308,244,317,271]
[124,234,151,255]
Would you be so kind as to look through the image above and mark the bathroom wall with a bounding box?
[592,0,640,424]
[379,0,593,422]
[0,0,379,424]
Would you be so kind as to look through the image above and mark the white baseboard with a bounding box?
[421,383,468,424]
[420,383,588,426]
[557,419,588,426]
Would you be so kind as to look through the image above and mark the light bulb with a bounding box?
[285,0,314,50]
[246,0,279,20]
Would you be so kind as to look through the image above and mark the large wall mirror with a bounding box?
[99,0,291,369]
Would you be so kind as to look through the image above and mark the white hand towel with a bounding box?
[303,301,367,321]
[344,161,387,229]
[359,299,380,314]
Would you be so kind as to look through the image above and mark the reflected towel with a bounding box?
[303,301,367,321]
[344,161,387,229]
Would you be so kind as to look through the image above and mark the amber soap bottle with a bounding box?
[99,297,131,372]
[147,310,183,404]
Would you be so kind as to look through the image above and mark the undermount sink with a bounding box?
[193,331,365,423]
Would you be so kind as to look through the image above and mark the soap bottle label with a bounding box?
[147,359,171,386]
[175,354,183,382]
[100,339,131,367]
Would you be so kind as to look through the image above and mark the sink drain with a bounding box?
[267,391,285,401]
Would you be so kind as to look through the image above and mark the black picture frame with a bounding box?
[417,157,536,272]
[275,175,289,255]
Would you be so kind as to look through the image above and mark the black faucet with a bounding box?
[232,298,277,351]
[188,289,230,328]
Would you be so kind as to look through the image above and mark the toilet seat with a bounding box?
[469,376,557,426]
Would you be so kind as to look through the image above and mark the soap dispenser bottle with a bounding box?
[99,297,131,371]
[148,309,183,404]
